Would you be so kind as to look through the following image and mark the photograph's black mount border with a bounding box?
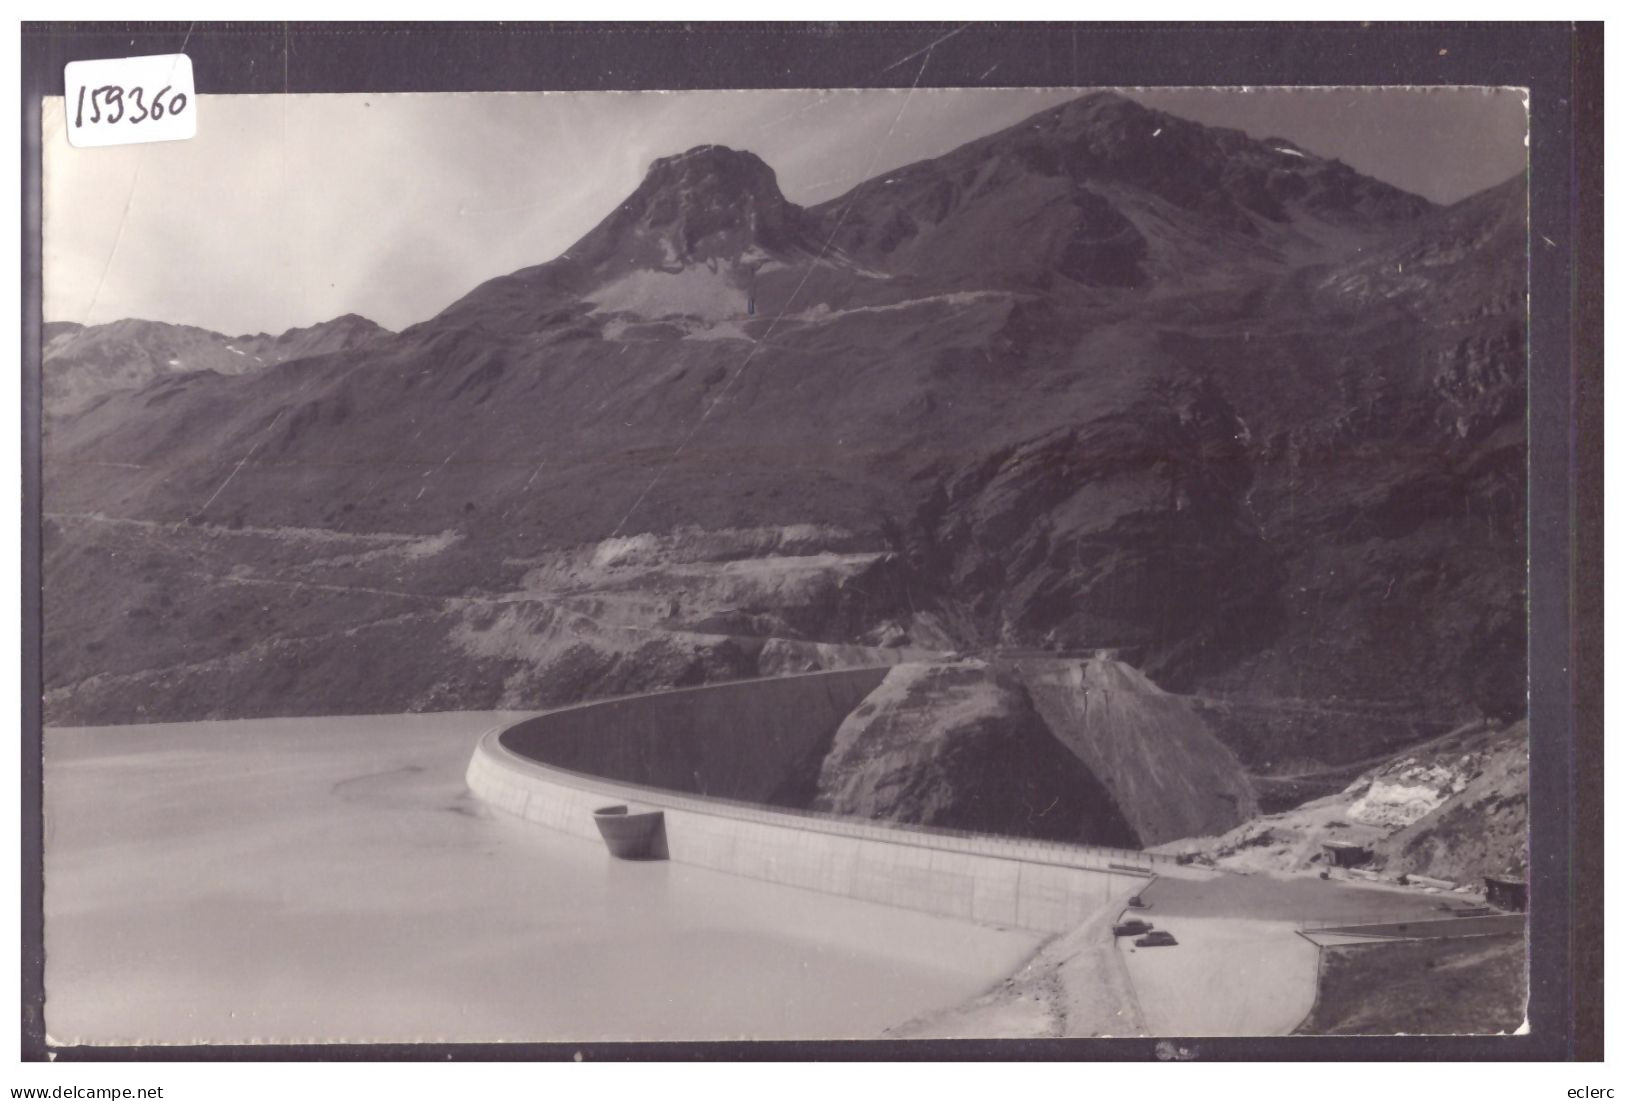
[18,20,1602,1063]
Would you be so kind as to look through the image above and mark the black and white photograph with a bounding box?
[22,22,1595,1066]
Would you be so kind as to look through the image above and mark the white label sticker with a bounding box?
[64,54,196,148]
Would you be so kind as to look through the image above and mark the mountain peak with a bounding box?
[1055,89,1151,124]
[1000,91,1432,230]
[326,312,383,329]
[598,144,804,268]
[643,144,778,188]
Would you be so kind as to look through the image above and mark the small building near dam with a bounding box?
[1484,875,1528,912]
[1321,840,1374,868]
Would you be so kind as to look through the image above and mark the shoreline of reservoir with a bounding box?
[44,713,1042,1045]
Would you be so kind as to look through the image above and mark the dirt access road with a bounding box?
[1118,916,1317,1035]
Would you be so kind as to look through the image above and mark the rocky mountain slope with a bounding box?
[1155,719,1528,885]
[42,92,1527,832]
[1370,720,1529,883]
[807,654,1256,847]
[812,661,1137,845]
[42,313,388,418]
[1013,655,1257,845]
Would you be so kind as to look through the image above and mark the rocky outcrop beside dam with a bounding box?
[812,662,1137,846]
[1013,655,1258,845]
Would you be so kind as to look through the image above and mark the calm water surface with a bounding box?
[44,713,1040,1044]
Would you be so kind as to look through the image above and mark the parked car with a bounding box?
[1112,920,1154,938]
[1134,931,1179,948]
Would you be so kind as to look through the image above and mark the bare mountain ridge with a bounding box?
[811,661,1141,846]
[811,92,1432,288]
[42,312,389,418]
[423,93,1437,335]
[43,93,1526,800]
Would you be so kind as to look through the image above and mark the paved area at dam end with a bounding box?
[43,714,1043,1044]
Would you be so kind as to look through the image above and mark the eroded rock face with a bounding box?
[812,662,1137,846]
[1013,656,1258,846]
[1345,766,1470,830]
[1368,721,1529,881]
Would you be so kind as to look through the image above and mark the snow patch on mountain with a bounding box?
[589,262,751,322]
[1344,764,1468,829]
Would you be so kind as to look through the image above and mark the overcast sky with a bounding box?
[43,87,1527,336]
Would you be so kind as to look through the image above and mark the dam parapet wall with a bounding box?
[468,669,1191,933]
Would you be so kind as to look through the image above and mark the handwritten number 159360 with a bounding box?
[74,84,189,128]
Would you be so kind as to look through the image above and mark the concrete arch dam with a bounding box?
[467,668,1185,933]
